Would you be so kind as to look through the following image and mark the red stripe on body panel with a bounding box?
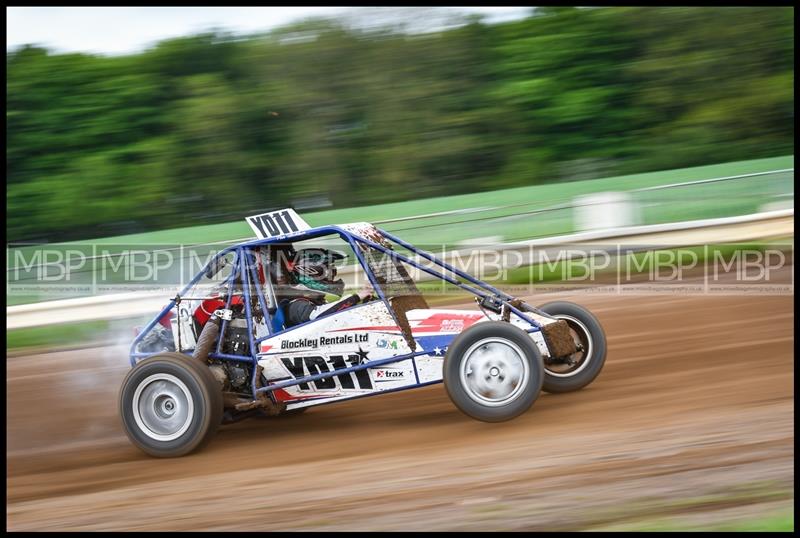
[271,387,327,403]
[410,312,484,333]
[328,326,401,333]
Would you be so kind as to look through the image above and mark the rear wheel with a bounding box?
[443,321,544,422]
[536,301,607,393]
[119,352,223,457]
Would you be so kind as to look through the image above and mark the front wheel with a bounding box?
[443,321,544,422]
[119,352,223,457]
[536,301,607,394]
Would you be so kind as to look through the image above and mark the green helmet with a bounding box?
[290,248,346,297]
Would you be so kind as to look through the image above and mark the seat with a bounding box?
[271,300,288,333]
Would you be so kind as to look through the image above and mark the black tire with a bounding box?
[443,321,544,422]
[536,301,607,394]
[119,352,224,457]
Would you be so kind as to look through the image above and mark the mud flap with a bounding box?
[390,295,429,351]
[541,319,578,359]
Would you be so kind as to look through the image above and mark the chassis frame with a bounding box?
[129,224,554,409]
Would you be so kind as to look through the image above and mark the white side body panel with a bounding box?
[258,302,419,409]
[257,300,557,410]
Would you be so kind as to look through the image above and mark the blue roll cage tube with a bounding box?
[128,225,551,402]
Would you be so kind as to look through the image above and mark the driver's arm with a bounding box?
[309,294,361,320]
[286,287,374,327]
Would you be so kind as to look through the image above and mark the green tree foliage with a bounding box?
[6,7,794,242]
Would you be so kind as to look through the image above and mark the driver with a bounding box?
[281,248,374,328]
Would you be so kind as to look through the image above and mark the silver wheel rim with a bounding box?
[132,373,194,441]
[460,338,529,406]
[546,315,593,378]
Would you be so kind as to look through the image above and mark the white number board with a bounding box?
[246,209,311,239]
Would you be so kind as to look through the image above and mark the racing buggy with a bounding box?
[123,209,607,457]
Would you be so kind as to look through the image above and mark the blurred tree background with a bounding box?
[6,7,794,242]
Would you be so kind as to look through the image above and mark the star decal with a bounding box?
[355,345,370,364]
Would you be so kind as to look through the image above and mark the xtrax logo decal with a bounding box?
[374,369,405,382]
[280,347,373,391]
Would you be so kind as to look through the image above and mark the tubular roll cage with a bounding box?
[129,225,547,402]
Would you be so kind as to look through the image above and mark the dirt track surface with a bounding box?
[7,273,794,530]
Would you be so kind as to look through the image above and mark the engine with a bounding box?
[197,304,254,393]
[209,360,252,393]
[221,318,251,356]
